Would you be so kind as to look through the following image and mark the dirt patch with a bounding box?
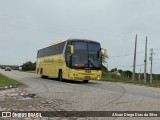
[0,86,69,112]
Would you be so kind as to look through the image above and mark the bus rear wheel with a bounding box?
[40,69,47,79]
[83,80,89,83]
[42,75,47,79]
[58,70,63,82]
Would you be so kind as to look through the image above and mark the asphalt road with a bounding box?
[1,69,160,119]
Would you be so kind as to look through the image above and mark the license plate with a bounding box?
[85,76,91,79]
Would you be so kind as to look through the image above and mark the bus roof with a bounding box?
[38,39,66,51]
[67,38,100,44]
[38,38,100,51]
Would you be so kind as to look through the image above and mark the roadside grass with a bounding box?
[101,73,160,88]
[0,74,22,87]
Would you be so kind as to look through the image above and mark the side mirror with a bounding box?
[102,48,107,57]
[69,45,74,55]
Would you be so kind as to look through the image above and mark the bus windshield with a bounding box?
[71,41,102,70]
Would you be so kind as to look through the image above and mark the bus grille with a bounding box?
[85,70,91,73]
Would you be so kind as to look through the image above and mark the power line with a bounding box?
[109,62,160,71]
[109,51,145,58]
[153,59,160,60]
[109,49,154,58]
[154,48,160,51]
[109,64,144,68]
[152,63,160,64]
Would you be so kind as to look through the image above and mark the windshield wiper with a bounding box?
[88,59,98,69]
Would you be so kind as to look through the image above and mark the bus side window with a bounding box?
[67,52,70,66]
[65,45,70,67]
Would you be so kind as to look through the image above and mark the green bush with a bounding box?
[21,61,36,71]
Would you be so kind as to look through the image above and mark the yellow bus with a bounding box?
[36,39,107,83]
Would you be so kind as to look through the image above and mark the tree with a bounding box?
[110,68,117,72]
[125,70,132,76]
[22,61,36,71]
[102,55,108,64]
[102,54,108,76]
[102,65,108,73]
[124,70,132,79]
[118,69,123,74]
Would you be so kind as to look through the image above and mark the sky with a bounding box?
[0,0,160,73]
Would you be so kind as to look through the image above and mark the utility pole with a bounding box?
[144,36,147,84]
[149,48,154,83]
[132,34,137,80]
[138,68,141,80]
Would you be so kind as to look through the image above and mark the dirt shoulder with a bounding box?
[0,86,71,111]
[0,86,73,120]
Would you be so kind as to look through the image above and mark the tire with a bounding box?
[83,80,89,83]
[58,70,63,82]
[40,69,47,79]
[42,75,48,79]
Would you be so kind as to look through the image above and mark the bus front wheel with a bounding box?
[58,70,63,82]
[83,80,89,83]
